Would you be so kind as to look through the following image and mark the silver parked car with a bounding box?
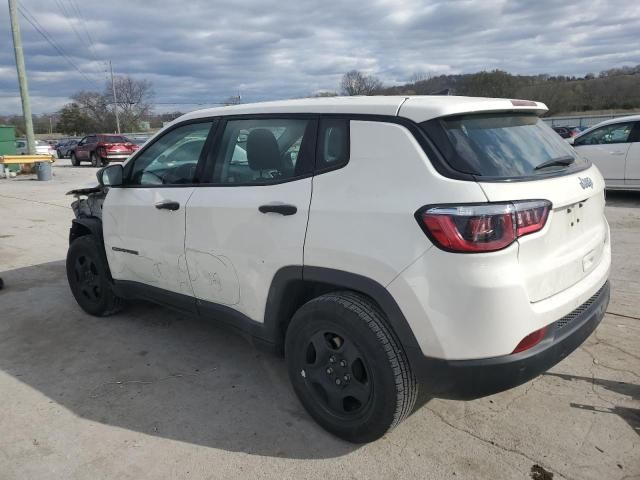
[15,139,55,156]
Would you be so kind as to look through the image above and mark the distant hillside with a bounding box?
[381,66,640,115]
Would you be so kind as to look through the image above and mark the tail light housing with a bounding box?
[416,200,551,253]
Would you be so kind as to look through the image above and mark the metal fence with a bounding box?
[542,112,640,128]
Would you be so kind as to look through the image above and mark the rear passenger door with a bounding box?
[624,122,640,187]
[184,116,317,322]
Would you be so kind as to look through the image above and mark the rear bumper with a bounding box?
[102,154,130,161]
[412,281,609,400]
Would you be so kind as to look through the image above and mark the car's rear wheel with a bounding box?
[56,149,62,158]
[70,152,79,166]
[66,235,123,316]
[285,291,418,443]
[90,153,99,167]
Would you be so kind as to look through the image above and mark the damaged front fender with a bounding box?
[67,186,107,244]
[67,185,106,220]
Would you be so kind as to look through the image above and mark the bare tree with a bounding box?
[312,91,338,97]
[72,90,111,129]
[341,70,383,95]
[108,76,154,132]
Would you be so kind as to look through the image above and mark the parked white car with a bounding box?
[66,96,610,443]
[15,139,55,156]
[569,114,640,190]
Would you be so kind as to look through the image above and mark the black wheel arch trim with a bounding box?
[69,217,104,247]
[108,265,423,363]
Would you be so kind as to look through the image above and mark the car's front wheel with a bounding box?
[66,235,123,316]
[285,291,418,443]
[70,152,79,166]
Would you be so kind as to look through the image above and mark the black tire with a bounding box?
[70,152,79,166]
[66,235,123,316]
[56,149,62,158]
[285,291,418,443]
[101,158,109,167]
[90,153,99,167]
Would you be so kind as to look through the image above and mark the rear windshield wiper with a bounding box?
[534,155,575,171]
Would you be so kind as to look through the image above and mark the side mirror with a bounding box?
[97,164,123,187]
[567,137,575,145]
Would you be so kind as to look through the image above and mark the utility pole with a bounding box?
[109,60,121,134]
[8,0,36,154]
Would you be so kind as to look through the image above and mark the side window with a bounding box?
[210,118,315,184]
[575,123,633,146]
[126,121,213,186]
[85,136,97,144]
[631,122,640,143]
[317,118,349,169]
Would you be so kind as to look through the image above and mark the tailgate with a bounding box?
[479,165,608,302]
[105,142,135,153]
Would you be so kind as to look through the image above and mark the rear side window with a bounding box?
[317,118,349,169]
[102,135,127,143]
[422,113,587,178]
[209,118,316,185]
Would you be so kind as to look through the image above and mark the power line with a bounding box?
[68,0,99,64]
[18,3,102,89]
[54,0,95,64]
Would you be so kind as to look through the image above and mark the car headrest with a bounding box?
[246,128,281,171]
[327,127,346,162]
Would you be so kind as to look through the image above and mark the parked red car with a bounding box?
[70,134,139,167]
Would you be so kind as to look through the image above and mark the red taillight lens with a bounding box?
[512,326,547,354]
[418,200,551,253]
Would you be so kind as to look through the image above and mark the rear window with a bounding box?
[422,113,588,178]
[102,135,127,143]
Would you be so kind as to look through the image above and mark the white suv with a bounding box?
[66,96,611,443]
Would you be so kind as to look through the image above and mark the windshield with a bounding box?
[423,113,587,178]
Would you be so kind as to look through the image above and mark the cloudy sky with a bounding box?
[1,0,639,114]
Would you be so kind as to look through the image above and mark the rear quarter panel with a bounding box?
[304,120,488,286]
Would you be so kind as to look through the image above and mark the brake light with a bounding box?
[512,326,547,354]
[417,200,551,253]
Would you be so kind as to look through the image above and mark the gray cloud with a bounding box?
[1,0,639,114]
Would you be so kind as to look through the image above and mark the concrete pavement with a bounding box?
[0,160,638,480]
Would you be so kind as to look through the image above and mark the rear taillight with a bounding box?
[417,200,551,253]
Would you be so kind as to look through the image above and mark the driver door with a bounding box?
[75,136,93,161]
[103,120,215,297]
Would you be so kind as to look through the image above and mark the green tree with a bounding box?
[57,103,95,135]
